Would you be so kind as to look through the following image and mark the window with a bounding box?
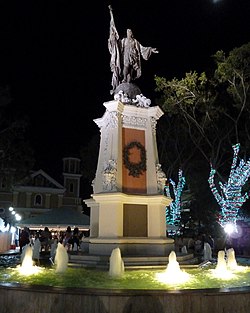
[34,194,42,206]
[34,175,45,186]
[69,183,74,193]
[70,161,74,173]
[1,177,6,189]
[64,160,69,173]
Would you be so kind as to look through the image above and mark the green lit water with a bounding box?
[1,265,250,290]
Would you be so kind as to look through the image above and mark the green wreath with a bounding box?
[123,141,147,177]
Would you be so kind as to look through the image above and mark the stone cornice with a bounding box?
[13,186,66,194]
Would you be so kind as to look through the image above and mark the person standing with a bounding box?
[72,227,80,251]
[63,226,72,250]
[19,227,30,253]
[40,226,51,252]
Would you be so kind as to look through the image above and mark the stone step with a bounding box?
[68,252,200,269]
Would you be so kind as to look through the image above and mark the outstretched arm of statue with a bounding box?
[152,48,159,54]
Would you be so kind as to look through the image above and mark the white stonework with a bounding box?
[156,163,167,193]
[84,100,174,256]
[92,100,167,195]
[102,159,117,192]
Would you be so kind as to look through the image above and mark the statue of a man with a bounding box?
[108,5,159,94]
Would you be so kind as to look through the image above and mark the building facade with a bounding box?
[0,157,82,222]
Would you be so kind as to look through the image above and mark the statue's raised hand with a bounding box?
[152,48,159,54]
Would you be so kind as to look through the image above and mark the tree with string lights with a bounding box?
[208,143,250,233]
[165,169,186,235]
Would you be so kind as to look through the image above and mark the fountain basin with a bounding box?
[0,282,250,313]
[1,249,250,313]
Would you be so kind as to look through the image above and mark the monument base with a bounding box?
[88,237,174,256]
[85,192,172,257]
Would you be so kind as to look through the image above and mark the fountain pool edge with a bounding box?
[1,282,250,313]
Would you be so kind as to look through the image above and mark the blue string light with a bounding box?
[165,169,186,235]
[208,143,250,232]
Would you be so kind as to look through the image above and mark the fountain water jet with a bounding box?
[215,250,227,272]
[226,248,238,270]
[203,242,212,261]
[211,249,246,279]
[33,238,41,261]
[18,245,42,275]
[166,250,181,273]
[109,247,124,278]
[156,251,190,284]
[21,245,33,269]
[54,242,69,273]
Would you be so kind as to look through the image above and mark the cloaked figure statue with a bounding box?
[108,5,159,95]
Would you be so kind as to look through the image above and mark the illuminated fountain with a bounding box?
[214,250,227,272]
[227,248,238,270]
[1,247,250,313]
[54,242,69,273]
[33,237,41,261]
[210,248,248,281]
[203,242,212,261]
[20,245,33,269]
[109,247,124,278]
[156,250,190,285]
[16,242,69,276]
[18,244,42,275]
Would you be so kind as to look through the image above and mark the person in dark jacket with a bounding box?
[19,227,30,253]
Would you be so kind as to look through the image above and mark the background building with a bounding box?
[0,157,82,223]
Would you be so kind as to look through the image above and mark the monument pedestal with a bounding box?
[88,237,174,256]
[84,97,174,258]
[85,192,174,256]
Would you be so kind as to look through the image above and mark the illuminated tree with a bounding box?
[208,143,250,231]
[165,169,186,235]
[155,42,250,227]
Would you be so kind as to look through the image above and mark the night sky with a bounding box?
[0,0,249,178]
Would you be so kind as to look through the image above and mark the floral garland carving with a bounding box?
[123,141,147,177]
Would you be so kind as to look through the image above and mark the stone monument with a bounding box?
[84,6,174,256]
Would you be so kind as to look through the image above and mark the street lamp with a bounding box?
[7,207,22,226]
[0,206,22,230]
[15,214,21,221]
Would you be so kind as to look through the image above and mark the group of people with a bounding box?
[187,234,214,255]
[175,233,215,256]
[19,225,86,253]
[62,226,84,251]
